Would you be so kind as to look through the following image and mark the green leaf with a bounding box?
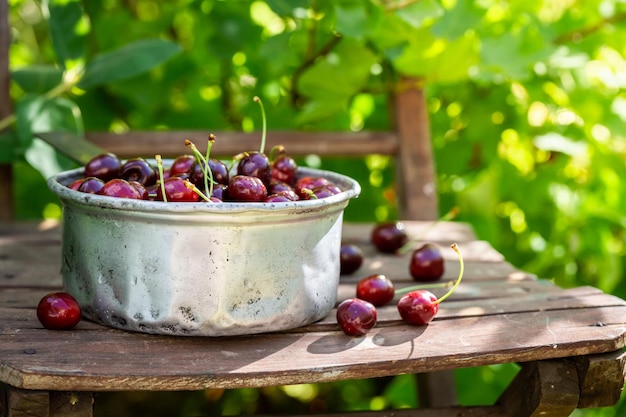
[77,39,182,89]
[295,99,349,125]
[394,0,444,28]
[48,0,86,67]
[385,28,480,83]
[334,2,370,40]
[369,10,415,50]
[431,0,485,39]
[11,66,64,94]
[297,38,378,101]
[15,95,83,177]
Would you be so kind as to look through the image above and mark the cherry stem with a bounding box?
[155,155,167,203]
[186,138,215,196]
[185,179,211,202]
[394,280,455,296]
[204,134,216,196]
[434,243,463,305]
[269,144,285,162]
[253,96,267,154]
[396,207,460,255]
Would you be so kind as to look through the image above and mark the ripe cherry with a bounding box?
[397,243,464,326]
[84,153,121,182]
[170,154,196,177]
[339,243,364,275]
[119,157,157,186]
[271,147,298,186]
[356,274,395,306]
[37,292,81,330]
[227,175,267,202]
[99,178,143,199]
[189,159,230,189]
[371,222,409,254]
[237,151,272,186]
[156,177,200,202]
[77,177,105,194]
[410,243,444,282]
[397,290,439,325]
[336,298,377,336]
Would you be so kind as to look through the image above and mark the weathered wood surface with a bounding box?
[83,130,399,159]
[1,221,625,396]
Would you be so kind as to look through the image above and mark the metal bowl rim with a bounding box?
[47,166,361,214]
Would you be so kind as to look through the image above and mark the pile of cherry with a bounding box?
[336,221,464,337]
[66,138,342,204]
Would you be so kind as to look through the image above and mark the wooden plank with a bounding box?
[85,130,399,158]
[575,350,626,408]
[341,221,478,244]
[0,305,625,392]
[497,359,579,417]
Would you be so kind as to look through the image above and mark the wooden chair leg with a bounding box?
[574,350,626,408]
[417,371,458,407]
[1,384,94,417]
[497,359,579,417]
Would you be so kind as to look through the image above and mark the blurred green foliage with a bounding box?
[5,0,626,415]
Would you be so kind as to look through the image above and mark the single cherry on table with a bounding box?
[37,292,82,330]
[371,222,409,253]
[336,298,377,337]
[409,243,444,282]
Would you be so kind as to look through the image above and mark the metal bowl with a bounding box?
[47,166,360,336]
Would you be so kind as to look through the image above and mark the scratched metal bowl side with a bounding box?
[48,166,360,336]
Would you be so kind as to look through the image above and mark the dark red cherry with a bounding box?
[371,222,409,253]
[272,152,298,185]
[190,159,230,190]
[410,243,444,282]
[356,274,395,306]
[336,298,377,336]
[84,153,121,182]
[340,243,363,275]
[268,180,294,195]
[271,190,299,201]
[170,154,196,177]
[37,292,81,330]
[98,178,143,199]
[265,194,296,203]
[67,178,85,190]
[227,175,267,202]
[156,177,200,202]
[119,157,157,186]
[397,290,438,325]
[295,176,331,199]
[210,184,228,201]
[129,181,149,200]
[237,151,272,186]
[78,177,105,194]
[309,184,341,199]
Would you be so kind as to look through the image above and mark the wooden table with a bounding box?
[1,220,625,417]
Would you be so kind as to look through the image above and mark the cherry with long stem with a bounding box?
[396,243,464,326]
[186,136,216,197]
[253,96,267,154]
